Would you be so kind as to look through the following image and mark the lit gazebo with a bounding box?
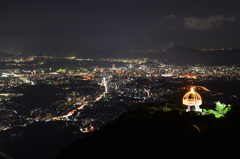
[183,87,202,112]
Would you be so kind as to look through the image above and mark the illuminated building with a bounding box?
[102,77,108,93]
[183,87,202,112]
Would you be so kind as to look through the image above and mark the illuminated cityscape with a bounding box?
[0,55,239,130]
[1,0,240,159]
[0,53,239,158]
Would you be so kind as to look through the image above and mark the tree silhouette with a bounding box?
[203,101,231,118]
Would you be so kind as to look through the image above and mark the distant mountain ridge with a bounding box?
[1,47,239,65]
[78,46,240,65]
[0,52,14,58]
[162,46,240,65]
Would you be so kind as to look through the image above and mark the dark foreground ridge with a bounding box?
[56,105,240,159]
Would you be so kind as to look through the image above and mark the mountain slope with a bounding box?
[56,104,240,159]
[56,106,198,158]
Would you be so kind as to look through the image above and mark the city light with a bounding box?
[0,55,239,158]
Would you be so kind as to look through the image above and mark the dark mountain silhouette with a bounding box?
[161,46,205,65]
[1,47,239,65]
[0,151,12,159]
[78,46,240,65]
[56,104,240,159]
[0,52,14,58]
[14,84,62,114]
[78,50,159,59]
[162,46,240,65]
[0,121,87,159]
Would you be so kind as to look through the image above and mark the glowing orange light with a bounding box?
[183,87,202,112]
[191,87,194,92]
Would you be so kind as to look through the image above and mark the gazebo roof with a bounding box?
[183,88,202,106]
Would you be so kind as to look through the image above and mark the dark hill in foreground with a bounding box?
[0,121,87,159]
[56,105,240,159]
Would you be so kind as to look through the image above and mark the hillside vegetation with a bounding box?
[56,104,240,159]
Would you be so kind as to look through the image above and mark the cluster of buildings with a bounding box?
[0,55,239,139]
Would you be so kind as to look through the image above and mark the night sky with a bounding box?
[0,0,240,54]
